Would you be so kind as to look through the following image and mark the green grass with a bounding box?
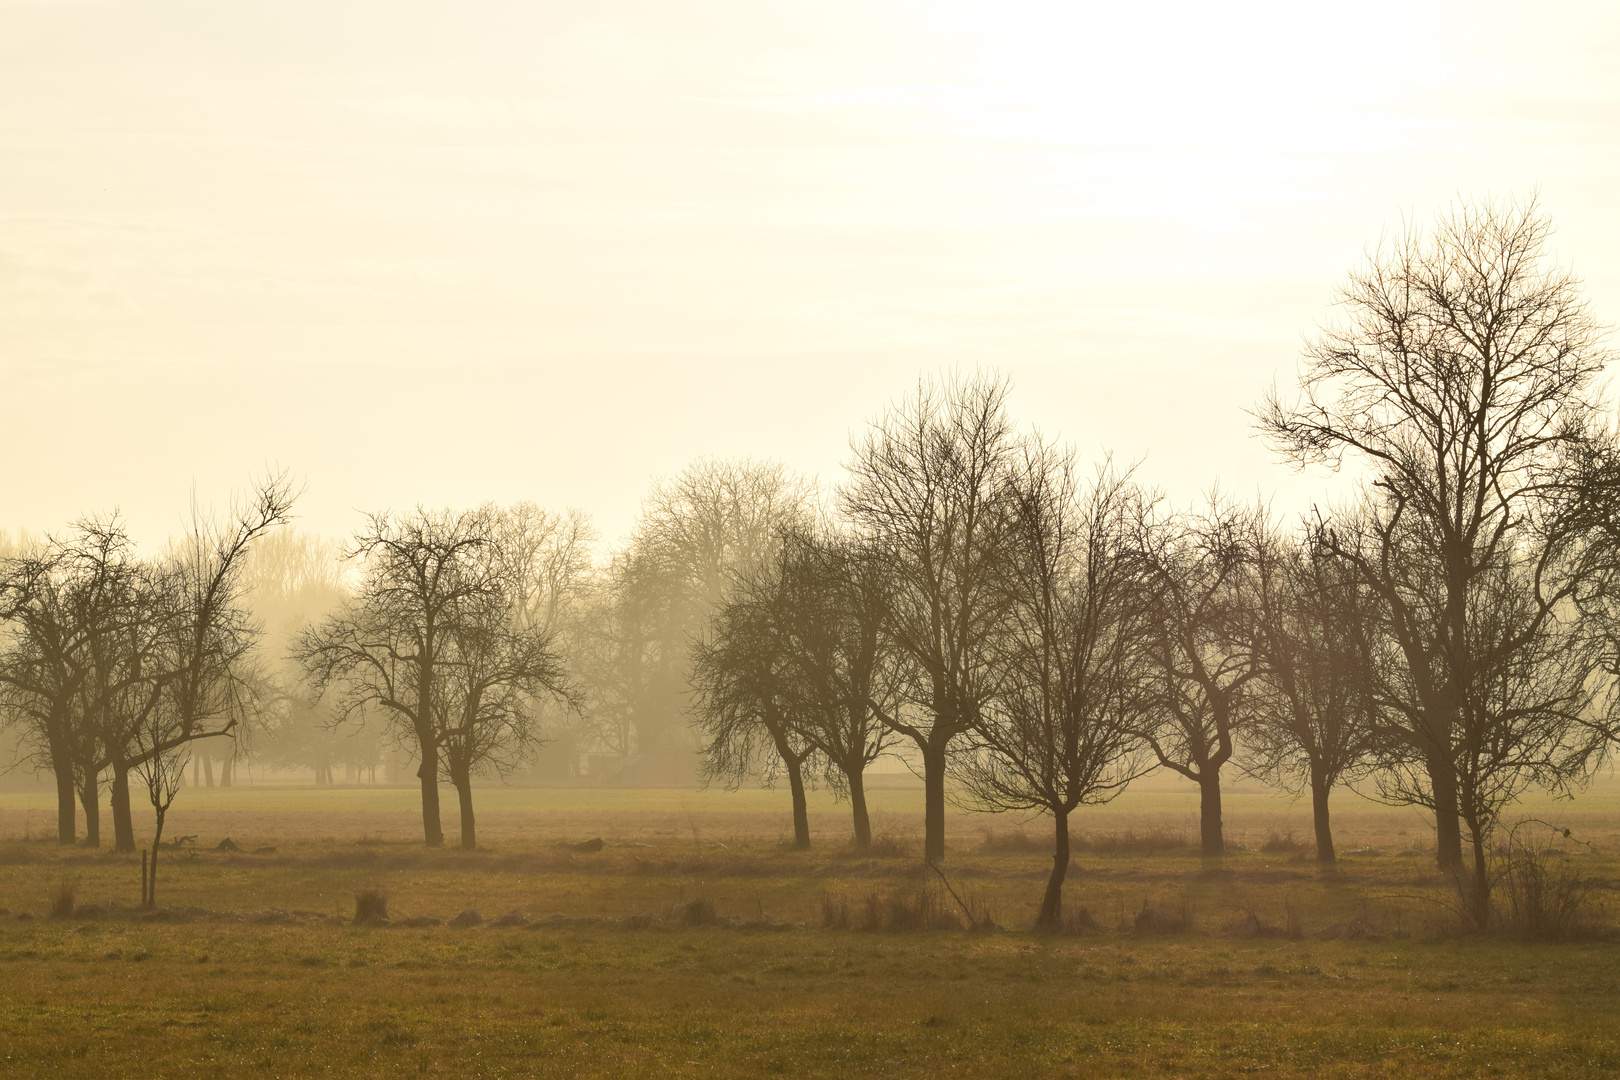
[1,779,1617,1077]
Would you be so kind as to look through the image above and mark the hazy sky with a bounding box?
[4,1,1619,547]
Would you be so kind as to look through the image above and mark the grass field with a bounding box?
[2,778,1618,1077]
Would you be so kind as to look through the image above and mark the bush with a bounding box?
[669,896,721,928]
[977,827,1045,854]
[853,833,910,858]
[353,888,389,926]
[1130,894,1196,935]
[819,892,850,930]
[1227,902,1304,939]
[1260,832,1310,856]
[1494,822,1610,941]
[862,887,962,932]
[1057,906,1104,936]
[1080,829,1194,856]
[818,886,968,931]
[48,875,77,919]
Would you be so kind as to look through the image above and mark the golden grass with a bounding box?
[0,778,1617,1076]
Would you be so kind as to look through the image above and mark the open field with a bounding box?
[2,779,1619,1077]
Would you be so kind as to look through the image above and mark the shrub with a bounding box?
[977,827,1045,854]
[669,896,722,928]
[861,887,961,932]
[819,893,850,930]
[1260,832,1309,856]
[353,888,389,926]
[818,887,966,931]
[48,875,78,919]
[1080,829,1194,856]
[1494,822,1610,941]
[1130,894,1196,935]
[1059,906,1104,936]
[861,833,910,858]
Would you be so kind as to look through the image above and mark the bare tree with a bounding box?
[1129,501,1259,862]
[131,705,188,908]
[843,373,1020,864]
[0,524,129,844]
[298,508,500,847]
[489,503,596,636]
[435,590,577,849]
[298,506,576,849]
[1240,524,1379,867]
[690,566,817,848]
[1259,197,1616,877]
[960,450,1154,927]
[84,480,297,853]
[621,459,816,770]
[766,528,897,849]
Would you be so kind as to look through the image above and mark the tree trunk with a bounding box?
[785,754,810,850]
[455,771,476,851]
[111,763,136,854]
[202,753,214,788]
[1037,808,1071,930]
[221,753,233,787]
[417,741,444,848]
[79,771,100,848]
[846,763,872,850]
[922,741,947,864]
[54,759,77,845]
[1310,767,1336,867]
[1428,753,1464,871]
[1198,770,1224,860]
[1467,816,1492,929]
[148,810,166,910]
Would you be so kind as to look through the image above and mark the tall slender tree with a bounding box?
[1240,525,1378,867]
[844,373,1020,864]
[298,508,501,848]
[1130,501,1259,862]
[1260,197,1617,879]
[961,450,1154,927]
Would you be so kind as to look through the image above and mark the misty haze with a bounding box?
[4,3,1620,1078]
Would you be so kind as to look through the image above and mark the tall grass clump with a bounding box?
[1080,829,1194,857]
[820,886,982,932]
[354,887,389,926]
[1494,823,1610,941]
[977,827,1045,854]
[49,874,78,919]
[1128,893,1197,935]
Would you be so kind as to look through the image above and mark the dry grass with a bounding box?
[1,782,1619,1075]
[2,918,1618,1078]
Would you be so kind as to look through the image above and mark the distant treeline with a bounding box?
[5,197,1620,931]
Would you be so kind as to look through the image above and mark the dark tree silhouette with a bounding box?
[0,523,134,844]
[765,528,897,849]
[1240,525,1378,867]
[690,562,817,849]
[298,508,502,848]
[1260,197,1617,884]
[844,373,1020,864]
[960,450,1154,927]
[298,506,575,849]
[1130,501,1259,862]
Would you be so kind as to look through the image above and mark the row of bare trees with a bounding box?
[693,198,1620,928]
[0,479,295,906]
[3,197,1615,932]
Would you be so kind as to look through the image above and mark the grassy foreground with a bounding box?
[1,780,1617,1077]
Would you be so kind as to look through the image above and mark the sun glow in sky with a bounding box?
[3,0,1619,545]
